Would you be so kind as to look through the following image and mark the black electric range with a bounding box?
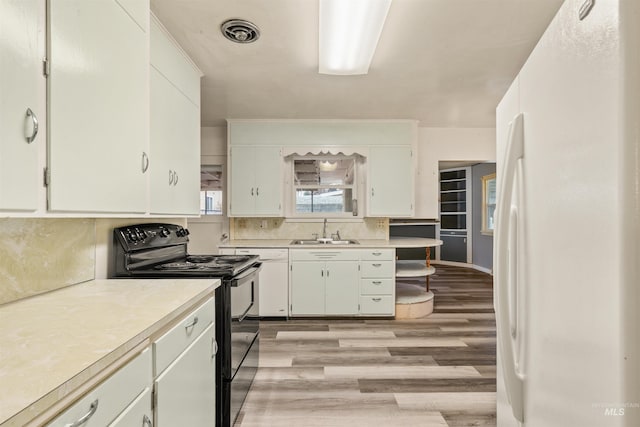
[111,223,260,427]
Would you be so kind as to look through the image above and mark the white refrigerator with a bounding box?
[494,0,639,426]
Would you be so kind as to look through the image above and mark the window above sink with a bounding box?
[291,155,360,218]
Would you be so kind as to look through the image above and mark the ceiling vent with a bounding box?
[221,19,260,43]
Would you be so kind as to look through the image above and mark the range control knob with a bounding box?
[159,227,171,237]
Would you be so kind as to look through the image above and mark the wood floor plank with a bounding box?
[339,338,468,348]
[394,392,496,412]
[358,378,497,393]
[324,365,482,380]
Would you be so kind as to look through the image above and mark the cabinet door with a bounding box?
[368,146,413,217]
[253,146,282,215]
[290,261,325,315]
[149,18,200,216]
[229,146,256,216]
[48,0,148,213]
[149,68,200,215]
[0,0,42,211]
[325,261,359,315]
[155,323,216,426]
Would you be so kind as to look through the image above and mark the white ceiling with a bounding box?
[150,0,563,128]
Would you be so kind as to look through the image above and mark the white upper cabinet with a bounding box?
[368,145,414,217]
[0,0,44,212]
[149,17,201,216]
[47,0,149,213]
[228,121,416,218]
[229,145,282,217]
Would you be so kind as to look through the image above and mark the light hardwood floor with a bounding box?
[235,264,496,427]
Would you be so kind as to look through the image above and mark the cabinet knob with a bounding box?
[143,414,153,427]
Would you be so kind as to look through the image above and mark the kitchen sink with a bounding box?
[290,239,359,245]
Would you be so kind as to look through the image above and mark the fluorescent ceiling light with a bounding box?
[319,0,392,75]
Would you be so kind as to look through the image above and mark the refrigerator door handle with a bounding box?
[495,112,526,423]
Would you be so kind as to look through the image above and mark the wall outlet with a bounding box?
[377,219,386,229]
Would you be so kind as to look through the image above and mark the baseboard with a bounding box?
[432,260,493,275]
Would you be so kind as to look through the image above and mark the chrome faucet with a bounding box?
[322,218,328,239]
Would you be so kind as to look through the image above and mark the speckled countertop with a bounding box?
[220,237,443,249]
[0,278,219,427]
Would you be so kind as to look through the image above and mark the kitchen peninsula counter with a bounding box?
[0,278,220,427]
[220,236,443,249]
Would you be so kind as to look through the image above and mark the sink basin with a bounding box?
[290,239,359,245]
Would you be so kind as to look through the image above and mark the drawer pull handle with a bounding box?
[372,252,382,256]
[68,399,98,427]
[372,298,382,302]
[185,316,199,329]
[372,281,382,285]
[143,414,153,427]
[372,263,382,267]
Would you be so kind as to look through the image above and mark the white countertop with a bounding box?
[220,236,442,249]
[0,278,219,427]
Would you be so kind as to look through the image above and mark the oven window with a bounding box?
[201,165,223,215]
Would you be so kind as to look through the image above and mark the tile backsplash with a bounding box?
[0,218,96,305]
[231,217,389,240]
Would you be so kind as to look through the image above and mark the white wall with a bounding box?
[415,127,496,218]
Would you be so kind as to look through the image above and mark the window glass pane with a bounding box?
[294,158,355,186]
[295,188,353,213]
[200,190,223,215]
[201,165,223,215]
[482,174,496,232]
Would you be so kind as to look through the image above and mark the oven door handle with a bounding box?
[230,264,262,285]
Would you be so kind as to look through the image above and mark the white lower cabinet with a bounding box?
[290,250,360,316]
[154,323,216,426]
[152,297,216,426]
[47,349,152,427]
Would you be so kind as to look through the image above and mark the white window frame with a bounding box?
[481,172,496,235]
[288,155,361,219]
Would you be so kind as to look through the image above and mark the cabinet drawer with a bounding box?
[290,249,359,261]
[47,349,151,427]
[360,278,394,295]
[108,387,152,427]
[359,296,394,315]
[360,249,394,261]
[360,261,394,278]
[153,297,215,376]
